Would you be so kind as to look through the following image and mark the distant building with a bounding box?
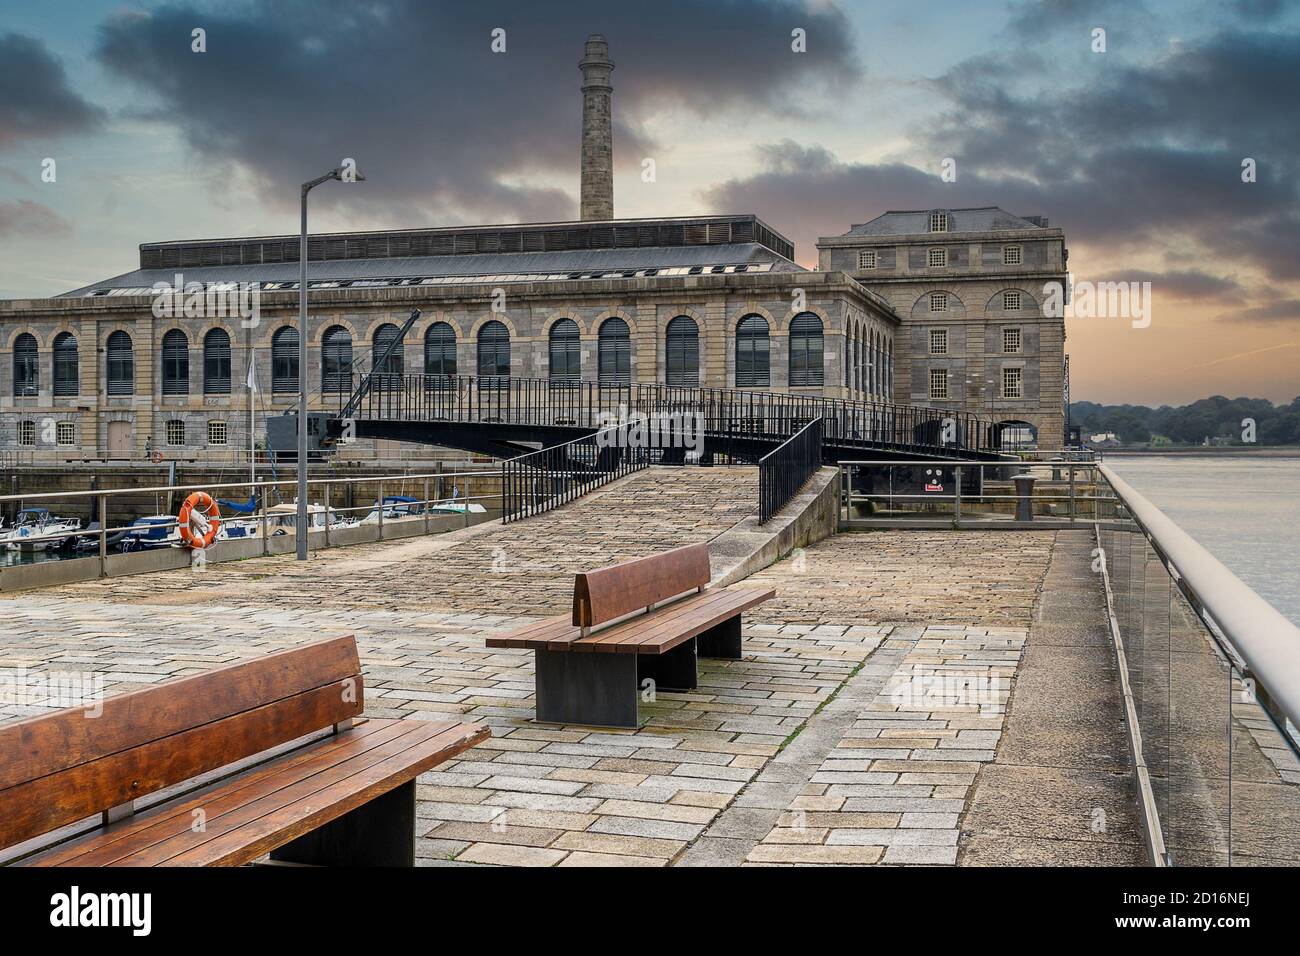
[0,36,1067,460]
[818,207,1068,448]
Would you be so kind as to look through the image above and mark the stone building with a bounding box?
[818,208,1069,448]
[0,36,1066,461]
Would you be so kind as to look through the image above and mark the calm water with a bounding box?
[1108,455,1300,626]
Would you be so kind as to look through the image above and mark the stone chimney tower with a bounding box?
[579,34,614,220]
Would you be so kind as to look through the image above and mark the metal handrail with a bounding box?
[336,372,1005,456]
[1099,463,1300,732]
[500,424,649,523]
[759,417,823,523]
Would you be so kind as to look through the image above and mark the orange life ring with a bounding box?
[178,492,221,549]
[151,451,163,464]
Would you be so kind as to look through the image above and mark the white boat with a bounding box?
[265,502,358,535]
[117,515,182,552]
[2,509,81,552]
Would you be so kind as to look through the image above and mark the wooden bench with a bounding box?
[487,543,774,728]
[0,635,488,867]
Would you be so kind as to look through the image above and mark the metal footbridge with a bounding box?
[326,371,1007,464]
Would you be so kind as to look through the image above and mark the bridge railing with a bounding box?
[1096,464,1300,867]
[500,425,649,523]
[759,418,824,523]
[339,373,1001,455]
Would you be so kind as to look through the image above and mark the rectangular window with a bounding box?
[929,329,948,355]
[1002,366,1023,398]
[1003,290,1021,311]
[1003,327,1022,353]
[166,419,185,446]
[929,292,948,312]
[207,420,228,445]
[1003,245,1022,265]
[928,248,947,267]
[928,368,949,400]
[929,212,948,232]
[56,421,75,446]
[18,420,36,446]
[857,250,877,270]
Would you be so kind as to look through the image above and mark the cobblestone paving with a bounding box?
[37,467,758,616]
[0,470,1116,867]
[744,625,1024,865]
[739,531,1054,626]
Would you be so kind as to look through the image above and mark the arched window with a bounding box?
[735,315,769,388]
[477,320,510,383]
[548,319,580,383]
[665,317,699,387]
[12,333,38,397]
[271,326,298,393]
[203,329,231,394]
[883,338,894,398]
[598,318,631,386]
[373,323,404,376]
[106,330,134,396]
[424,322,455,377]
[322,325,353,393]
[855,327,864,393]
[161,329,189,395]
[844,326,852,388]
[788,313,823,387]
[869,330,877,395]
[53,332,78,397]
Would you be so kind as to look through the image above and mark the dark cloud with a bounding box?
[918,29,1300,280]
[94,0,860,226]
[0,199,72,238]
[0,33,104,150]
[703,140,1044,264]
[1094,269,1246,303]
[1216,298,1300,323]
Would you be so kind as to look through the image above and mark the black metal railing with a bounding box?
[759,417,824,524]
[500,425,650,523]
[338,373,1001,457]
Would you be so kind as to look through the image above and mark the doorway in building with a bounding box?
[108,420,132,458]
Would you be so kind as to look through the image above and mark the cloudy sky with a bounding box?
[2,0,1298,404]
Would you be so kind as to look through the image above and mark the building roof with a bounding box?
[60,242,799,298]
[838,207,1051,237]
[59,213,801,297]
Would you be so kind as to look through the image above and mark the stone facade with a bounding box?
[818,207,1069,448]
[0,267,897,460]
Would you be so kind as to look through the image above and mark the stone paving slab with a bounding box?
[0,468,1149,868]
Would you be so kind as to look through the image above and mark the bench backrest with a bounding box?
[0,635,363,851]
[573,543,711,628]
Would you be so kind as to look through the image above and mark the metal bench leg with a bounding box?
[268,780,415,867]
[535,649,639,729]
[697,615,742,659]
[637,638,698,692]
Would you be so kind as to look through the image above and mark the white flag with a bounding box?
[246,354,258,392]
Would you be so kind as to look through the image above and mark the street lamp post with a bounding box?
[297,166,364,560]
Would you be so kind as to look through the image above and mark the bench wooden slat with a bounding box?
[585,588,775,654]
[20,719,403,867]
[487,587,775,655]
[0,635,360,792]
[21,719,487,867]
[156,721,487,867]
[573,543,710,627]
[0,679,364,851]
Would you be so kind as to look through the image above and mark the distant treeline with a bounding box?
[1070,396,1300,445]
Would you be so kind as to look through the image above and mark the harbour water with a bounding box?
[1107,454,1300,626]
